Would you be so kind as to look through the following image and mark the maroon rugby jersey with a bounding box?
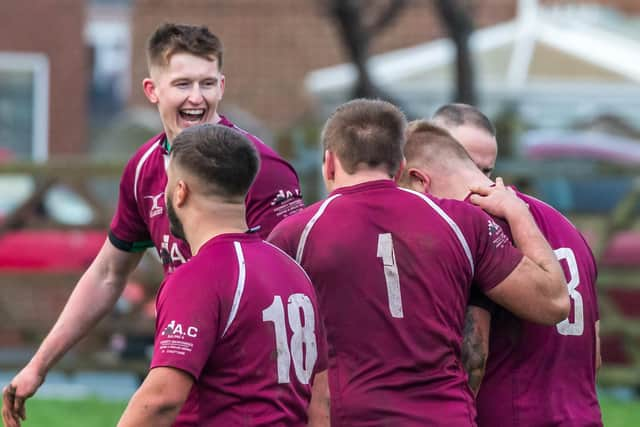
[152,233,327,426]
[268,180,523,426]
[109,115,304,274]
[472,190,602,427]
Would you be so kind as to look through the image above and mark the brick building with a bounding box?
[0,0,87,159]
[130,0,640,131]
[2,1,638,159]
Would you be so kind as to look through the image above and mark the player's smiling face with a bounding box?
[143,52,225,143]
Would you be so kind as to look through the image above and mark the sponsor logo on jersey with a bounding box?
[144,192,164,218]
[270,188,301,206]
[488,219,510,249]
[487,219,500,236]
[161,320,198,338]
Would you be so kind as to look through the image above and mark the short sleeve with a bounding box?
[245,153,304,239]
[468,284,497,314]
[151,271,220,379]
[109,155,153,252]
[471,213,524,293]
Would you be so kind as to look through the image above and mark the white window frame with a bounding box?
[0,51,50,162]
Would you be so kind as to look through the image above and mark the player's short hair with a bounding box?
[147,23,223,69]
[402,119,474,171]
[321,99,406,176]
[432,103,496,136]
[170,124,259,200]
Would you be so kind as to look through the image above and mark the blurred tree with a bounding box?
[322,0,407,101]
[322,0,476,106]
[433,0,476,105]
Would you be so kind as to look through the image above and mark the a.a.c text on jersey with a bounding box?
[152,233,327,426]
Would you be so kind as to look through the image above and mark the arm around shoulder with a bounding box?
[487,255,569,325]
[471,181,569,325]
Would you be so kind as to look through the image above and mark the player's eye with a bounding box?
[175,81,190,88]
[202,79,217,88]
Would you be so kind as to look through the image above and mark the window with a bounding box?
[0,52,49,162]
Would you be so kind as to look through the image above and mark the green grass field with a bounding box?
[17,397,640,426]
[23,398,126,427]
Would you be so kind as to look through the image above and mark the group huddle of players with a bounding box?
[2,22,602,427]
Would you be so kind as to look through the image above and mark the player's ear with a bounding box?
[219,74,225,99]
[322,150,335,181]
[174,180,189,207]
[408,168,431,194]
[143,77,159,104]
[322,150,336,193]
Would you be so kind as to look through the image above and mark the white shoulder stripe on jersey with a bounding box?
[222,241,247,337]
[133,138,162,203]
[399,188,475,275]
[296,194,341,264]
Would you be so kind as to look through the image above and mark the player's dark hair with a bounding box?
[402,120,474,171]
[321,99,407,176]
[171,124,259,200]
[147,23,223,69]
[432,103,496,136]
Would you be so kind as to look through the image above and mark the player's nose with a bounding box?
[187,85,204,104]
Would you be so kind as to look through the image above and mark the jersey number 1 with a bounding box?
[377,233,404,318]
[262,293,318,384]
[554,247,584,336]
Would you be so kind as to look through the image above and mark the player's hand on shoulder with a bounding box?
[469,177,527,220]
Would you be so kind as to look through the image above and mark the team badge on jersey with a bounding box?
[270,188,301,206]
[488,219,510,249]
[144,192,164,218]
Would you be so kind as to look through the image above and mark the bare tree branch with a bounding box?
[324,0,408,103]
[433,0,476,104]
[364,0,408,35]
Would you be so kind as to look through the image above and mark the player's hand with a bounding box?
[2,365,45,427]
[469,177,527,220]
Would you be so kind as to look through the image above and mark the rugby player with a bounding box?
[117,124,327,427]
[268,99,569,426]
[2,23,303,427]
[400,118,602,427]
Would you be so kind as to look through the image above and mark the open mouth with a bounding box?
[179,109,206,123]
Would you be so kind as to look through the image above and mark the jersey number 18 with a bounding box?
[262,293,318,384]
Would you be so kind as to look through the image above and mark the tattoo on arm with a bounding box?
[462,310,487,396]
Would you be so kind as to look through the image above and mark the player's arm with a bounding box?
[471,178,569,325]
[117,367,193,427]
[1,239,142,427]
[308,370,330,427]
[462,305,491,396]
